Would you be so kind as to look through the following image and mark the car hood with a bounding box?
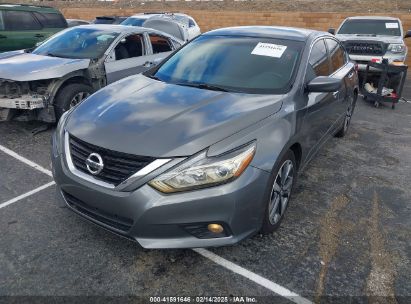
[0,51,90,81]
[66,75,284,157]
[336,34,404,44]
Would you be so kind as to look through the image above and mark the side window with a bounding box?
[33,12,67,28]
[0,12,4,30]
[307,39,329,81]
[149,34,173,54]
[114,34,145,60]
[4,11,41,30]
[188,18,196,28]
[326,39,345,74]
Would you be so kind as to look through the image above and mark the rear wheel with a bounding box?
[335,93,357,138]
[261,150,297,234]
[54,83,93,120]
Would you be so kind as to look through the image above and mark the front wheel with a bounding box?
[260,150,297,234]
[335,93,357,138]
[54,83,93,120]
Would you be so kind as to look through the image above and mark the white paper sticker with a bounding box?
[251,43,287,58]
[386,23,399,29]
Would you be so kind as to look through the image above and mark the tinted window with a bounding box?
[326,39,345,73]
[338,19,401,36]
[94,17,114,24]
[0,12,4,30]
[114,34,144,60]
[188,18,195,27]
[308,39,329,79]
[121,17,146,27]
[153,35,303,94]
[149,34,172,54]
[4,11,41,30]
[34,12,67,28]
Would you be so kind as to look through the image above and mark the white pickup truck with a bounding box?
[329,16,411,71]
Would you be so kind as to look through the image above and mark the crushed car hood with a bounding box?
[66,75,284,157]
[0,51,90,81]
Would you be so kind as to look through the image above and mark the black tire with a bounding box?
[335,93,357,138]
[260,150,297,234]
[54,83,93,120]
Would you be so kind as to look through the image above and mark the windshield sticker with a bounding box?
[251,43,287,58]
[386,23,399,29]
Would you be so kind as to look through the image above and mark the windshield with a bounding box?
[121,17,146,27]
[338,19,401,36]
[32,28,119,59]
[152,35,303,94]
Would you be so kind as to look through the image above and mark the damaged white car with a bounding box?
[0,24,183,122]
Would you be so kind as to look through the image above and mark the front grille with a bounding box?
[69,135,155,186]
[343,41,386,56]
[63,191,134,232]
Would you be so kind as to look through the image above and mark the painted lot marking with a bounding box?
[0,181,55,210]
[194,248,313,304]
[0,144,52,177]
[0,144,312,303]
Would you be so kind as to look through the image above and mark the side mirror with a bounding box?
[404,30,411,39]
[328,28,336,35]
[307,76,341,93]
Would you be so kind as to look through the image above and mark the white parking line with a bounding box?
[0,144,52,177]
[194,248,313,304]
[0,181,55,210]
[0,144,311,303]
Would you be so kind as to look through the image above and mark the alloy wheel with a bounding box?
[268,159,294,225]
[70,92,90,108]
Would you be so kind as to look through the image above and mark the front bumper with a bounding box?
[349,54,407,72]
[0,95,45,110]
[52,148,270,249]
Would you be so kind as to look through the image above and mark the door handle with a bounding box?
[34,34,45,38]
[0,34,7,39]
[332,91,339,99]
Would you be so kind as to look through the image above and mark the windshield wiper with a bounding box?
[176,82,230,92]
[145,74,161,81]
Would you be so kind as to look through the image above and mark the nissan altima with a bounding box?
[52,26,359,248]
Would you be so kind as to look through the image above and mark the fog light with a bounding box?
[208,223,224,234]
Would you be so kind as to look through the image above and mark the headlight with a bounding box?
[149,142,256,193]
[388,44,406,53]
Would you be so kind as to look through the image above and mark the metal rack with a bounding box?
[361,59,408,109]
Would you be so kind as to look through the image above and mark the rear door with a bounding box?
[105,33,149,84]
[32,12,67,41]
[324,38,353,126]
[1,10,43,51]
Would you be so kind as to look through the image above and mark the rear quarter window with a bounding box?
[34,12,67,28]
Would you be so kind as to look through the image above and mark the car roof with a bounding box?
[0,3,60,14]
[129,12,192,19]
[345,16,400,21]
[74,24,183,41]
[203,26,325,42]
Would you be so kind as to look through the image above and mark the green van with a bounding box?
[0,4,67,52]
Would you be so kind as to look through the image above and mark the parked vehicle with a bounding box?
[330,16,411,72]
[0,25,183,122]
[67,19,91,27]
[93,16,127,25]
[52,26,359,249]
[122,13,201,41]
[0,4,67,52]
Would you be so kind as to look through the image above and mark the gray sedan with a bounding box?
[52,26,359,248]
[0,24,182,122]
